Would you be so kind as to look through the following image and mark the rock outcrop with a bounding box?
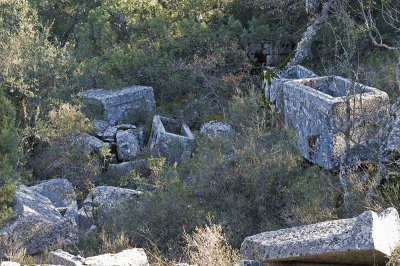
[0,185,78,258]
[108,159,147,177]
[240,208,400,265]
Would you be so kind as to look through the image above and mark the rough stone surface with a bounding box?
[0,262,20,266]
[108,159,148,177]
[264,65,317,114]
[83,86,156,125]
[386,110,400,155]
[147,115,195,162]
[116,130,141,161]
[0,186,78,257]
[30,179,78,227]
[78,186,142,231]
[240,208,400,265]
[48,249,85,266]
[92,120,110,137]
[84,248,149,266]
[100,126,118,142]
[283,76,389,169]
[73,133,110,153]
[200,120,234,139]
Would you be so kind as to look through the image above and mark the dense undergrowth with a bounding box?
[1,0,400,264]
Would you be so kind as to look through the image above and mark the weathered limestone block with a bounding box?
[83,86,156,125]
[108,159,148,177]
[48,248,149,266]
[48,249,85,266]
[386,110,400,156]
[30,179,78,227]
[85,248,149,266]
[0,186,78,257]
[283,76,389,169]
[200,120,234,139]
[78,186,142,232]
[263,65,317,114]
[73,133,111,153]
[116,130,141,161]
[147,115,195,162]
[240,208,400,265]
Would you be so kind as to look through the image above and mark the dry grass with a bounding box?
[184,223,239,266]
[3,237,33,264]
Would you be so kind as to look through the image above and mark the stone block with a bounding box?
[116,130,141,161]
[263,65,317,114]
[83,86,155,125]
[147,115,195,162]
[283,76,389,169]
[240,208,400,265]
[200,120,234,139]
[48,249,84,266]
[108,159,148,177]
[84,248,149,266]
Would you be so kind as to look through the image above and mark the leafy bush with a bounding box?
[0,88,19,226]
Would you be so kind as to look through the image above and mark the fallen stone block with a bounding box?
[116,130,141,161]
[84,248,149,266]
[83,86,156,125]
[200,120,234,139]
[48,249,85,266]
[0,186,78,258]
[147,115,195,162]
[30,179,78,227]
[108,159,148,177]
[240,208,400,265]
[72,133,111,154]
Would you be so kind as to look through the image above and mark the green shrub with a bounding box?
[0,88,19,226]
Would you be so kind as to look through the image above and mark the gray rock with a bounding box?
[147,116,195,162]
[283,76,389,169]
[84,248,149,266]
[48,249,85,266]
[108,159,147,177]
[117,124,137,130]
[30,179,78,227]
[200,120,234,139]
[78,186,142,232]
[92,120,110,137]
[264,65,317,114]
[0,262,20,266]
[73,133,110,154]
[240,208,400,265]
[0,186,78,257]
[386,110,400,155]
[100,126,118,142]
[116,130,141,161]
[83,86,156,125]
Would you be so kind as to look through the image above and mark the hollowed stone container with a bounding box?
[147,115,195,162]
[282,76,389,169]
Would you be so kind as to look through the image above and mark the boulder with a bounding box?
[73,133,110,153]
[108,159,148,177]
[30,179,78,227]
[100,126,118,143]
[116,130,141,161]
[240,208,400,265]
[84,248,149,266]
[48,248,149,266]
[48,249,85,266]
[83,86,156,125]
[200,120,234,139]
[78,186,142,232]
[147,116,195,162]
[386,110,400,155]
[92,120,110,137]
[0,186,78,257]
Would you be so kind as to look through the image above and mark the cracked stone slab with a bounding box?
[240,208,400,265]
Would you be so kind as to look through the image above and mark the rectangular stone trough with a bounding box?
[282,76,389,169]
[83,85,155,125]
[240,208,400,265]
[263,65,318,114]
[147,115,195,162]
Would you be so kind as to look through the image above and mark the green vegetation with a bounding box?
[1,0,400,263]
